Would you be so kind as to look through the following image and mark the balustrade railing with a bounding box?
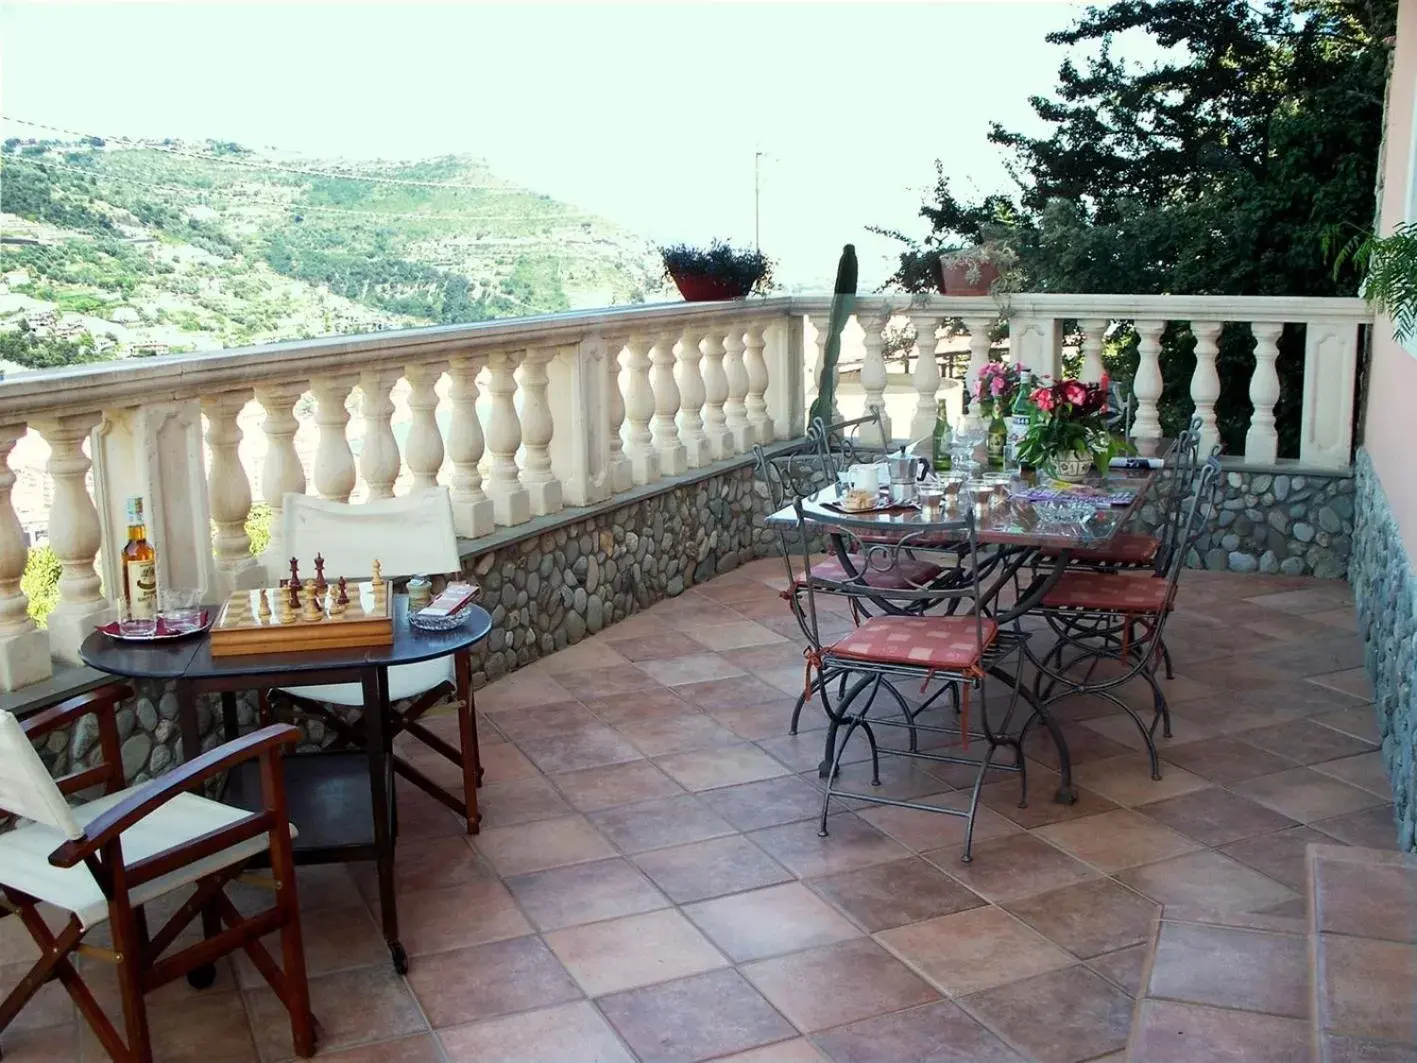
[0,292,1370,691]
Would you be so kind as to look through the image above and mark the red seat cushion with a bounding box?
[1041,571,1174,613]
[825,615,998,671]
[812,555,945,590]
[1065,532,1160,565]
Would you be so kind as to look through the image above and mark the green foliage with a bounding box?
[659,241,773,294]
[0,158,115,232]
[246,503,273,557]
[21,545,62,628]
[880,0,1395,457]
[0,328,105,370]
[1325,221,1417,342]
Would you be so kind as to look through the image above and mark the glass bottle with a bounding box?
[122,495,158,629]
[986,413,1008,468]
[1008,371,1034,469]
[931,399,952,472]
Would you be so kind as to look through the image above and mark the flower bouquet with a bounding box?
[1015,375,1129,480]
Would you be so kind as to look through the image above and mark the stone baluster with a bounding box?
[202,389,261,595]
[32,413,114,662]
[604,335,633,493]
[808,314,843,423]
[722,323,752,454]
[650,333,688,475]
[311,374,357,503]
[961,314,992,421]
[1079,319,1108,383]
[701,325,732,459]
[858,313,890,445]
[519,348,563,516]
[447,355,495,537]
[403,361,446,494]
[1245,322,1283,464]
[908,312,943,445]
[624,337,661,484]
[743,320,773,444]
[675,325,710,468]
[1131,320,1167,456]
[485,350,531,525]
[358,367,402,501]
[0,424,50,690]
[1189,321,1223,459]
[254,383,307,573]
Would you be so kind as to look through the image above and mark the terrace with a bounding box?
[1,284,1408,1063]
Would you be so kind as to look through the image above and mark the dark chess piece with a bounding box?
[336,576,349,607]
[314,553,327,594]
[288,557,302,611]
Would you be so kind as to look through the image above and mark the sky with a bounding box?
[1,1,1101,291]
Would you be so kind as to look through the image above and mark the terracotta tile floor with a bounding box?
[0,560,1398,1062]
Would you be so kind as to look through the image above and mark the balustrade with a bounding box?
[0,294,1371,691]
[857,313,890,445]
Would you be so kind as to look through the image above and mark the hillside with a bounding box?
[0,137,664,367]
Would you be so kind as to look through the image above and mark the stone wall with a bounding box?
[21,459,785,789]
[1133,467,1355,578]
[1350,449,1416,851]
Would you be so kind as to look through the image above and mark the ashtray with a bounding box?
[1029,500,1099,526]
[408,602,478,632]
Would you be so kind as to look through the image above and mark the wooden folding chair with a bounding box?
[261,487,482,833]
[0,683,315,1062]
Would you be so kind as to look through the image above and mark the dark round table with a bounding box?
[81,595,494,973]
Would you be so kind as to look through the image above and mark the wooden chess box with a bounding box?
[209,581,393,657]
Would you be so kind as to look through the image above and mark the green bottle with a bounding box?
[986,415,1007,468]
[1008,371,1033,468]
[931,400,952,472]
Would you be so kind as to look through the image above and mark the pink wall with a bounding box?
[1365,0,1417,557]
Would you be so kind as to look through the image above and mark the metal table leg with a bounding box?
[360,667,404,973]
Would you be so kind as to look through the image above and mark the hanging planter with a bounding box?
[660,240,773,302]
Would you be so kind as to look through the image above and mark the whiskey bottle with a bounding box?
[122,496,157,621]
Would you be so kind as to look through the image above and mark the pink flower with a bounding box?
[1062,380,1088,407]
[1031,386,1056,413]
[990,375,1006,397]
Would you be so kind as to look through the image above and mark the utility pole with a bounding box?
[754,150,764,252]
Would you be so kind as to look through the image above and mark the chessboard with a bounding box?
[209,580,394,657]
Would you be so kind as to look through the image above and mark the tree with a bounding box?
[880,0,1396,456]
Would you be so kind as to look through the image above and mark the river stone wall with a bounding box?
[20,461,790,790]
[1350,449,1416,851]
[1130,467,1354,579]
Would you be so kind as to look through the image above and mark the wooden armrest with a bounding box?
[49,723,300,868]
[21,682,134,740]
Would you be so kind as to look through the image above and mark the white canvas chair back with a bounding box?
[283,489,460,582]
[0,710,83,839]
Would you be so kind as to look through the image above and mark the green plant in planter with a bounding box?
[659,240,773,300]
[1016,377,1129,477]
[1324,222,1417,342]
[935,221,1024,299]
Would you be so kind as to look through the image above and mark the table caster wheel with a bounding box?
[390,942,408,975]
[187,963,218,990]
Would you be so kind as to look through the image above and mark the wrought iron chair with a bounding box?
[788,499,1033,862]
[261,488,482,834]
[807,407,889,479]
[752,444,947,737]
[0,684,316,1061]
[1025,456,1224,777]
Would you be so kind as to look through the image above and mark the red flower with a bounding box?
[1031,386,1056,412]
[1062,380,1088,407]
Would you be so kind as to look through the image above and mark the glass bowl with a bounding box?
[408,601,479,632]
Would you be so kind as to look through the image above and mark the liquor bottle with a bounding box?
[122,495,157,621]
[1007,371,1034,468]
[986,416,1007,468]
[931,399,952,472]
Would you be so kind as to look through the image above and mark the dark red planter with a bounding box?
[669,272,753,302]
[937,259,1000,296]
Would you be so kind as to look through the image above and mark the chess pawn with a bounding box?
[371,560,384,589]
[257,588,272,622]
[301,578,323,622]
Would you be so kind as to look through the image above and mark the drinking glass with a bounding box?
[158,589,203,633]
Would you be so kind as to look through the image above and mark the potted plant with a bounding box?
[935,226,1022,298]
[973,361,1026,465]
[660,240,773,302]
[1015,375,1128,481]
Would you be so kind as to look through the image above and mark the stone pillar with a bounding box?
[1079,318,1108,384]
[33,412,114,662]
[403,361,446,494]
[961,315,992,427]
[762,315,804,441]
[858,313,890,445]
[548,338,610,507]
[485,351,531,526]
[1300,320,1360,469]
[1245,322,1283,465]
[358,367,402,501]
[908,311,943,446]
[311,374,357,503]
[447,355,495,538]
[254,383,307,577]
[1189,321,1223,460]
[1131,319,1167,457]
[0,424,51,691]
[743,320,773,444]
[604,335,633,494]
[624,337,661,485]
[675,325,710,468]
[651,333,688,476]
[202,389,262,596]
[701,325,732,460]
